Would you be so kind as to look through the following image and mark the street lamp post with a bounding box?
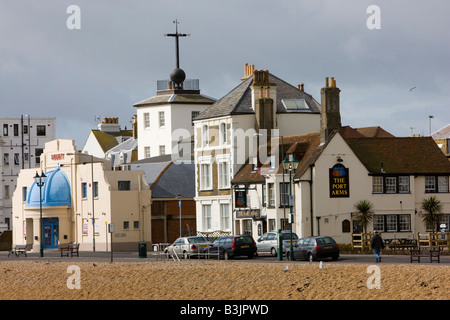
[177,194,182,238]
[33,171,47,258]
[281,153,299,261]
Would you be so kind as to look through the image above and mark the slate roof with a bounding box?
[134,91,216,107]
[194,73,321,121]
[432,124,450,140]
[129,157,195,198]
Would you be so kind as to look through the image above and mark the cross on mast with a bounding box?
[165,19,190,69]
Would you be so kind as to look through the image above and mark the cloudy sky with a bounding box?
[1,0,449,148]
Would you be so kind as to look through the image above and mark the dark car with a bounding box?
[286,236,340,261]
[203,235,257,260]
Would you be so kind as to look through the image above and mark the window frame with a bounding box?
[143,112,150,128]
[218,160,230,189]
[202,204,212,230]
[202,124,209,147]
[279,182,290,207]
[373,214,411,232]
[118,181,131,191]
[425,175,449,193]
[36,125,46,136]
[200,160,212,190]
[159,111,165,127]
[81,182,87,198]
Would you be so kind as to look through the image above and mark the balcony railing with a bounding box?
[157,79,200,91]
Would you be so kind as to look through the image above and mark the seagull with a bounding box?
[284,266,289,272]
[408,87,416,92]
[93,263,97,267]
[319,261,323,269]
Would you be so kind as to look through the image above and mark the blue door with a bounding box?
[43,218,59,248]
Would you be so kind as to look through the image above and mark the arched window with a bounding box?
[202,124,209,147]
[342,219,351,233]
[220,122,227,145]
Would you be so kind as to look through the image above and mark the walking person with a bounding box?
[371,231,385,263]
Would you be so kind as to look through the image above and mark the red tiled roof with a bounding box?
[345,137,450,174]
[231,133,325,184]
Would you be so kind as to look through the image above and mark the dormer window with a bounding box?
[281,99,309,111]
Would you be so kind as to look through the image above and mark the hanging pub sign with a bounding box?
[235,209,260,219]
[235,190,247,208]
[329,163,350,197]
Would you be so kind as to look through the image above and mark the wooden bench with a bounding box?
[8,245,27,257]
[410,246,440,263]
[59,243,79,257]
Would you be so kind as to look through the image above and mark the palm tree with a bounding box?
[354,200,375,234]
[421,196,442,231]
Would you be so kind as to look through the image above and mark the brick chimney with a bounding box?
[251,69,277,144]
[320,77,341,143]
[97,117,121,133]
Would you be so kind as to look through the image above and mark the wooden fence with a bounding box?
[417,232,450,249]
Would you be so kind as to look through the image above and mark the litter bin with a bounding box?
[139,241,147,258]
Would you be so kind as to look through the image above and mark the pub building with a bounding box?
[231,78,450,243]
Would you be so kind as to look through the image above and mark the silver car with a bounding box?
[256,231,299,256]
[165,236,211,259]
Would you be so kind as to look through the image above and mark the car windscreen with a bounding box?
[281,233,299,240]
[316,237,336,245]
[188,237,208,244]
[235,236,253,244]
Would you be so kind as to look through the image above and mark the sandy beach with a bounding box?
[0,260,448,300]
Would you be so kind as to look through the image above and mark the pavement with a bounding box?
[1,250,449,265]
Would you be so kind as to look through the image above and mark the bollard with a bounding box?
[277,229,283,261]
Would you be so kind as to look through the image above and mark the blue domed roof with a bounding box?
[26,167,71,208]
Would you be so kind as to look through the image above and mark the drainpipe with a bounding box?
[310,164,314,236]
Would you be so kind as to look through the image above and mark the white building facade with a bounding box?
[134,79,215,160]
[12,139,151,252]
[0,116,55,232]
[194,65,321,236]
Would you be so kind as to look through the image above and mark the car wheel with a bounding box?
[271,248,277,257]
[248,253,254,259]
[332,255,339,261]
[308,252,314,262]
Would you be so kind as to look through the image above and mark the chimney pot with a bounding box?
[325,77,329,88]
[265,87,270,98]
[259,86,263,98]
[298,83,304,91]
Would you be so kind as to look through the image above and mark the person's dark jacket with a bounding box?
[371,234,385,249]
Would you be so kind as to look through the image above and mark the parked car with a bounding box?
[165,236,211,258]
[256,231,299,256]
[203,235,257,260]
[285,236,340,261]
